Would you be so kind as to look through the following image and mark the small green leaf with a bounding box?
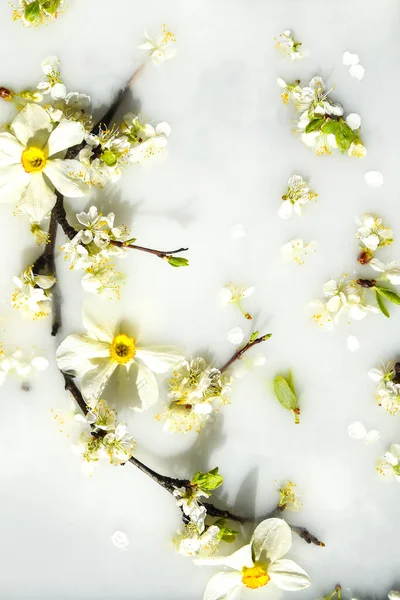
[123,238,137,245]
[305,118,325,133]
[375,290,390,318]
[166,256,189,267]
[287,370,296,396]
[375,287,400,306]
[250,331,259,342]
[273,375,300,423]
[24,1,41,21]
[216,525,238,543]
[321,120,340,135]
[191,467,223,491]
[40,0,61,13]
[335,121,355,152]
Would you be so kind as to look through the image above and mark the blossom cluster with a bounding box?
[158,358,232,434]
[73,400,136,476]
[278,76,366,156]
[356,214,393,264]
[369,362,400,416]
[0,56,171,228]
[0,346,48,387]
[62,206,133,298]
[12,266,55,319]
[12,0,64,27]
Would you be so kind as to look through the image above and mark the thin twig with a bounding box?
[59,372,324,546]
[110,240,188,260]
[220,333,272,373]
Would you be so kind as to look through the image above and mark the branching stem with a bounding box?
[220,333,272,373]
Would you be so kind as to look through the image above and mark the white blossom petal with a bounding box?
[203,572,242,600]
[135,363,159,410]
[268,558,311,590]
[0,133,24,166]
[11,103,51,147]
[365,171,383,187]
[346,113,361,130]
[47,120,85,157]
[135,347,183,373]
[348,421,367,439]
[43,159,88,197]
[343,51,359,66]
[19,172,56,222]
[56,335,111,376]
[227,327,245,345]
[349,64,365,80]
[251,518,292,563]
[81,359,118,407]
[347,335,360,352]
[364,430,380,445]
[278,200,293,219]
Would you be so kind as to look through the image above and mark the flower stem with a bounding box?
[110,239,189,260]
[219,333,272,373]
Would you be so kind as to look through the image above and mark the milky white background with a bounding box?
[1,0,400,598]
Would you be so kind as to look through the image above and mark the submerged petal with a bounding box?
[81,359,118,407]
[203,571,242,600]
[44,159,88,197]
[268,558,311,590]
[251,518,292,563]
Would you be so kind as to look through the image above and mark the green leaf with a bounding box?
[250,331,259,342]
[287,370,296,396]
[40,0,61,13]
[335,121,355,152]
[191,467,223,491]
[273,375,300,423]
[375,290,390,318]
[217,527,238,543]
[123,238,137,245]
[321,120,340,135]
[305,118,325,133]
[375,287,400,306]
[166,256,189,267]
[24,1,41,21]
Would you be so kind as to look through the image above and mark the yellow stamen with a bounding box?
[21,147,47,173]
[109,334,136,364]
[241,563,270,589]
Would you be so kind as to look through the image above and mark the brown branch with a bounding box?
[220,333,272,373]
[110,240,188,260]
[59,371,324,546]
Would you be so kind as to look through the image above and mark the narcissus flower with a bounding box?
[196,518,311,598]
[56,306,183,408]
[0,103,87,222]
[138,24,177,65]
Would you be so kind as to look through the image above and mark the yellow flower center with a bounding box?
[21,147,47,173]
[241,563,270,589]
[109,334,136,364]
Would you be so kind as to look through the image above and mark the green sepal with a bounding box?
[375,290,390,318]
[40,0,61,13]
[191,467,223,492]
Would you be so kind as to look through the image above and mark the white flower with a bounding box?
[111,531,130,551]
[12,266,55,319]
[195,518,311,597]
[348,142,367,157]
[103,423,136,465]
[86,399,117,431]
[312,277,376,329]
[365,171,383,187]
[356,214,393,252]
[138,25,177,65]
[0,349,48,386]
[368,362,395,384]
[173,486,208,530]
[56,306,183,408]
[298,112,338,156]
[160,358,232,434]
[127,121,171,164]
[279,174,317,218]
[0,103,87,222]
[275,30,304,61]
[278,482,302,511]
[369,361,400,416]
[37,56,67,100]
[220,283,254,320]
[178,525,221,558]
[281,239,316,265]
[81,264,126,298]
[347,421,380,444]
[389,592,400,600]
[377,444,400,481]
[370,259,400,285]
